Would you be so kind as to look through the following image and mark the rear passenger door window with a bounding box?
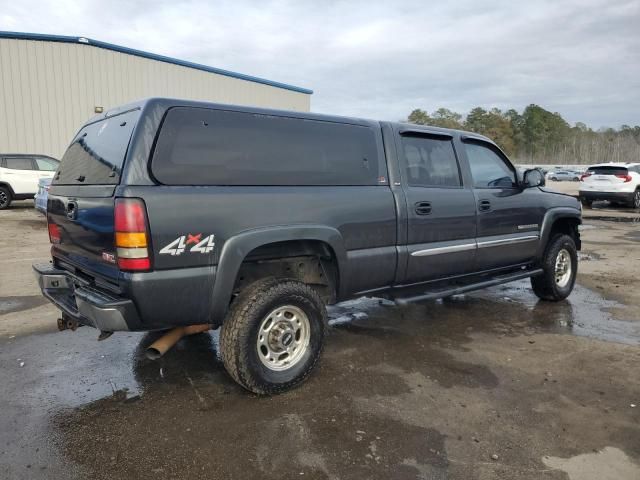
[4,157,36,170]
[464,142,516,188]
[401,135,461,187]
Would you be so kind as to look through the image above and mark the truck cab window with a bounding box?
[465,142,516,188]
[401,135,461,187]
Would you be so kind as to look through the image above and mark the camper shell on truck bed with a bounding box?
[34,97,581,394]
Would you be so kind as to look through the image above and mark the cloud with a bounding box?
[1,0,639,127]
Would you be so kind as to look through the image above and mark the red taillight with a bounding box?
[615,174,632,183]
[117,257,151,270]
[579,173,591,182]
[48,222,61,244]
[115,199,147,231]
[114,198,151,271]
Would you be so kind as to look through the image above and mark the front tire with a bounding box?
[631,189,640,209]
[0,186,12,210]
[531,234,578,301]
[220,278,327,395]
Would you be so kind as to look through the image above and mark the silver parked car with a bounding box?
[34,177,52,214]
[547,170,581,182]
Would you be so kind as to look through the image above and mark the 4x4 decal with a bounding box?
[159,234,215,256]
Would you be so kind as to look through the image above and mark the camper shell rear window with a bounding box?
[53,110,139,185]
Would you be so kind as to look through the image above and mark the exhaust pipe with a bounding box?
[145,324,210,360]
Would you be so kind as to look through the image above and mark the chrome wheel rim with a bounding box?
[554,249,572,288]
[0,191,7,208]
[257,305,310,371]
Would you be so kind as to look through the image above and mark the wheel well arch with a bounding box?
[233,239,340,304]
[538,211,581,259]
[550,216,580,240]
[0,182,15,195]
[210,226,346,326]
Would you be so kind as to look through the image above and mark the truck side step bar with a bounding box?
[393,268,544,305]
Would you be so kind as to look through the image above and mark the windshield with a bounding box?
[53,110,139,185]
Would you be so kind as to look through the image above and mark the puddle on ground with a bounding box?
[330,281,639,346]
[578,251,602,261]
[543,447,640,480]
[588,215,640,223]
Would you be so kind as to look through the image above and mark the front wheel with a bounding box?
[531,234,578,301]
[220,278,326,395]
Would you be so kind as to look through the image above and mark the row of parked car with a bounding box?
[546,170,582,182]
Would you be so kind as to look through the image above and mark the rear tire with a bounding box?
[0,186,12,210]
[580,197,592,209]
[631,189,640,209]
[531,234,578,301]
[220,277,326,395]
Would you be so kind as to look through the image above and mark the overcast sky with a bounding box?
[1,0,639,128]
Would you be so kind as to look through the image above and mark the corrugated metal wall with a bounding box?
[0,38,311,158]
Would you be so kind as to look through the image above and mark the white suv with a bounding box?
[579,163,640,209]
[0,155,59,209]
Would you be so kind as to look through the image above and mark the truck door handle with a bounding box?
[478,200,491,212]
[415,201,432,215]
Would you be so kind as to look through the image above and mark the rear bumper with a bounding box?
[579,191,634,202]
[33,263,138,331]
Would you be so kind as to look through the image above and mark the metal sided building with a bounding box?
[0,31,312,158]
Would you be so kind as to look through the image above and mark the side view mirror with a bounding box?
[523,168,545,188]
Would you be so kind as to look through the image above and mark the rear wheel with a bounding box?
[580,197,592,209]
[0,187,12,210]
[220,277,326,395]
[631,189,640,209]
[531,234,577,301]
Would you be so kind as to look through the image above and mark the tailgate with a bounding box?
[583,166,629,189]
[48,109,140,282]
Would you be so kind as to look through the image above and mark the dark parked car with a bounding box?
[34,98,582,394]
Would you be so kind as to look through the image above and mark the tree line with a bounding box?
[406,105,640,165]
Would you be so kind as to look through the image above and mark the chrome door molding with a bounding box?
[411,232,540,257]
[411,242,476,257]
[477,234,539,249]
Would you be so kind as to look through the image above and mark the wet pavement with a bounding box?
[1,281,639,479]
[1,202,639,479]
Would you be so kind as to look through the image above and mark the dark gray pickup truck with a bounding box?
[34,98,581,394]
